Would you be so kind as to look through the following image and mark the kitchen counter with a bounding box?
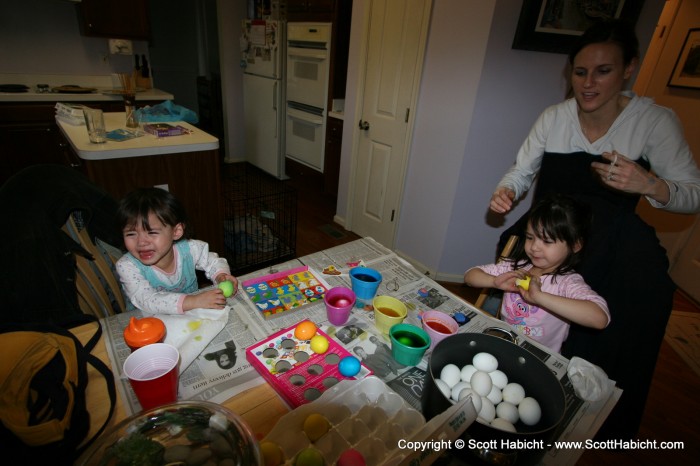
[0,73,173,102]
[0,87,174,103]
[56,112,218,160]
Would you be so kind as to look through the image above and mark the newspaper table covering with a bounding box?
[100,237,621,465]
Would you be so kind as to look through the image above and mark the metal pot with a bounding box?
[421,333,566,466]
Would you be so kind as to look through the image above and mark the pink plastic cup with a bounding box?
[324,287,356,325]
[123,343,180,411]
[421,310,459,350]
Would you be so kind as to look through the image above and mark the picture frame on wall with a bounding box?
[512,0,646,54]
[668,28,700,89]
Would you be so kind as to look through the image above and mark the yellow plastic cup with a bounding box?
[372,295,407,334]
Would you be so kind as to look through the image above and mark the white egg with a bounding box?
[469,370,493,397]
[489,369,508,389]
[495,401,519,424]
[458,388,482,413]
[518,397,542,426]
[478,396,496,422]
[435,378,452,400]
[486,384,503,405]
[440,364,462,388]
[491,417,517,433]
[451,381,471,401]
[472,352,498,373]
[502,382,526,405]
[460,364,478,382]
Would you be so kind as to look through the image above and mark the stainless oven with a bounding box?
[285,102,325,171]
[286,22,332,110]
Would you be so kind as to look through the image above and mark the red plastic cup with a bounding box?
[123,343,180,411]
[324,287,356,325]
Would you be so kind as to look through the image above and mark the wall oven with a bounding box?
[286,102,325,171]
[285,22,332,172]
[286,22,332,109]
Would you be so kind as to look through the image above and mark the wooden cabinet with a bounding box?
[77,0,150,40]
[0,103,70,186]
[287,0,336,21]
[324,117,343,197]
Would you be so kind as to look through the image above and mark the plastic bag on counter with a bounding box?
[135,100,199,124]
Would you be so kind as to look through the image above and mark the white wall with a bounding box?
[0,0,149,78]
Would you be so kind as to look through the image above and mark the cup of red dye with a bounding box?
[421,310,458,350]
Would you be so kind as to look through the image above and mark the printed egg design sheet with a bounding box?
[242,266,329,319]
[245,321,373,408]
[263,377,426,466]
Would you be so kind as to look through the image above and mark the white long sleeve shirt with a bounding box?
[498,92,700,214]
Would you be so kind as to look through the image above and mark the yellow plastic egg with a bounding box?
[310,335,329,354]
[515,275,531,291]
[294,321,318,340]
[303,413,330,442]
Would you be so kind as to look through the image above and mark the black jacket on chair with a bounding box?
[0,165,121,324]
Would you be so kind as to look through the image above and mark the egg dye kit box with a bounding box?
[241,266,330,320]
[245,320,373,408]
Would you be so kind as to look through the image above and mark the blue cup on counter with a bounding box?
[349,267,382,309]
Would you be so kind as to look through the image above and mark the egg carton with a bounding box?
[263,376,477,466]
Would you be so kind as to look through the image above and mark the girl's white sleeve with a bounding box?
[116,257,185,315]
[497,109,553,198]
[188,239,231,281]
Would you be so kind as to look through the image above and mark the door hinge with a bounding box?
[405,108,410,123]
[391,210,395,222]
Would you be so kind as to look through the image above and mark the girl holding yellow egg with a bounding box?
[464,193,609,353]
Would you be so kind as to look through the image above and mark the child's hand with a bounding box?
[215,273,239,298]
[517,274,543,304]
[493,271,521,292]
[184,288,228,311]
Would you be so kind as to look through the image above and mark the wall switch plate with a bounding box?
[109,39,133,55]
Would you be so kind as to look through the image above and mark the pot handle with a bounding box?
[482,326,519,344]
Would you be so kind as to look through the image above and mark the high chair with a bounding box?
[62,214,126,318]
[473,235,519,319]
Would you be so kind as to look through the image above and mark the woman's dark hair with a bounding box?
[117,187,190,239]
[568,19,639,66]
[509,193,592,277]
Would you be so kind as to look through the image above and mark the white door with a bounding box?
[243,74,284,178]
[349,0,432,247]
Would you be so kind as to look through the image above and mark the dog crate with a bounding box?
[222,163,297,274]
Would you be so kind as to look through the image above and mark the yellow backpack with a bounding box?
[0,318,116,466]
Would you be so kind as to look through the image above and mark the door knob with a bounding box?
[358,120,370,131]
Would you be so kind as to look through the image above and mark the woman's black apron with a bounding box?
[499,152,675,440]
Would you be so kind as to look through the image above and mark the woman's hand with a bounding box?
[592,151,670,203]
[490,187,516,214]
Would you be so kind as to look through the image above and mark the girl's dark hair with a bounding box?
[509,193,592,277]
[117,187,190,239]
[568,19,639,66]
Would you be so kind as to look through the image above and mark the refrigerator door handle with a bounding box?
[273,82,279,138]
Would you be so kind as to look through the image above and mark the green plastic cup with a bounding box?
[389,323,431,366]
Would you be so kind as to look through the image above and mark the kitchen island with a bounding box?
[57,113,224,254]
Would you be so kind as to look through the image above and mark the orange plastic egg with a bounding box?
[294,321,318,340]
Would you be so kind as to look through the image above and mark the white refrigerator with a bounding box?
[241,19,286,179]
